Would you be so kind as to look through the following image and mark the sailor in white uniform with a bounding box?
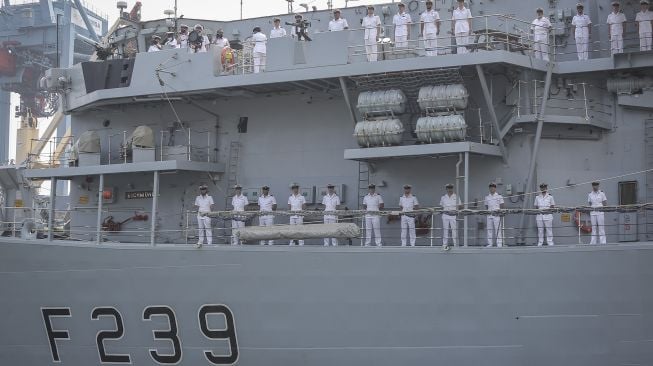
[194,185,214,247]
[440,183,462,248]
[607,2,627,55]
[362,5,382,62]
[571,3,592,60]
[588,181,608,244]
[328,9,349,31]
[399,184,420,247]
[420,0,441,56]
[363,184,384,246]
[148,36,162,52]
[393,3,412,48]
[636,0,653,51]
[484,182,505,247]
[178,24,189,49]
[213,29,230,49]
[451,0,472,54]
[230,184,248,245]
[288,183,306,245]
[534,183,556,246]
[258,185,277,245]
[531,8,551,61]
[252,27,267,73]
[321,184,341,246]
[163,32,178,49]
[270,18,287,38]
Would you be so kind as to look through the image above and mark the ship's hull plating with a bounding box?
[0,239,652,366]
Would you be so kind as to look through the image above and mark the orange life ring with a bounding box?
[574,210,592,233]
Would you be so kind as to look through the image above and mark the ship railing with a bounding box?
[0,206,35,238]
[513,80,612,123]
[552,20,653,61]
[5,203,649,245]
[26,134,75,169]
[346,14,547,64]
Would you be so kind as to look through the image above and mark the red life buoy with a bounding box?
[574,210,592,233]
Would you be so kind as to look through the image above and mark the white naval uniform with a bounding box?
[328,18,349,31]
[588,190,608,244]
[322,193,341,246]
[270,26,287,38]
[531,16,551,61]
[607,12,627,54]
[534,193,556,246]
[258,194,277,245]
[252,32,267,73]
[452,7,472,54]
[393,12,412,48]
[288,194,306,245]
[195,194,214,245]
[363,15,382,62]
[230,194,248,245]
[399,194,419,247]
[421,10,440,56]
[363,193,384,246]
[148,45,161,52]
[484,192,504,247]
[440,193,461,246]
[213,37,230,49]
[636,10,653,51]
[178,34,189,49]
[572,14,592,60]
[164,37,178,49]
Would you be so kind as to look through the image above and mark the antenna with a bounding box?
[286,0,294,14]
[240,0,243,20]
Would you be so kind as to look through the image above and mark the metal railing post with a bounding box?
[160,130,164,161]
[430,212,434,247]
[582,83,589,120]
[187,128,192,161]
[122,131,127,163]
[360,215,364,246]
[207,131,211,162]
[96,174,104,244]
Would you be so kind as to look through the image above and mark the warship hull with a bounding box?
[1,238,652,366]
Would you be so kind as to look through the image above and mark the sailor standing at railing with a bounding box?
[440,183,462,248]
[148,36,162,52]
[288,183,307,245]
[252,27,267,73]
[531,8,551,61]
[362,5,382,62]
[393,3,412,48]
[588,181,608,244]
[178,24,189,49]
[363,183,384,246]
[534,183,555,246]
[451,0,472,54]
[230,184,248,245]
[484,182,505,247]
[321,184,341,246]
[636,0,653,51]
[607,2,627,55]
[420,0,441,57]
[329,9,349,31]
[571,3,592,61]
[258,185,277,245]
[270,18,288,38]
[213,29,230,49]
[399,184,420,247]
[194,184,214,248]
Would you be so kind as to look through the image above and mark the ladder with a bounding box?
[357,161,369,209]
[646,120,653,240]
[225,141,241,204]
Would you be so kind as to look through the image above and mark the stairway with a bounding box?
[357,161,369,209]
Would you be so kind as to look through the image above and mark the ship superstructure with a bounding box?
[0,1,653,365]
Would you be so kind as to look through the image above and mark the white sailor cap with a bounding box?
[199,184,208,189]
[290,182,300,188]
[576,3,584,8]
[403,184,412,189]
[536,7,544,12]
[233,184,242,189]
[641,0,649,4]
[445,183,454,189]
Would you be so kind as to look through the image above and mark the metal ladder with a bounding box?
[225,141,241,204]
[646,120,653,240]
[357,161,369,209]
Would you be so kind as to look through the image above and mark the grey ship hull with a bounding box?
[1,239,652,365]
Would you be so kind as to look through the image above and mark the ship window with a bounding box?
[238,117,248,133]
[618,181,637,205]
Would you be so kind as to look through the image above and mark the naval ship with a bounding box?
[1,0,653,365]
